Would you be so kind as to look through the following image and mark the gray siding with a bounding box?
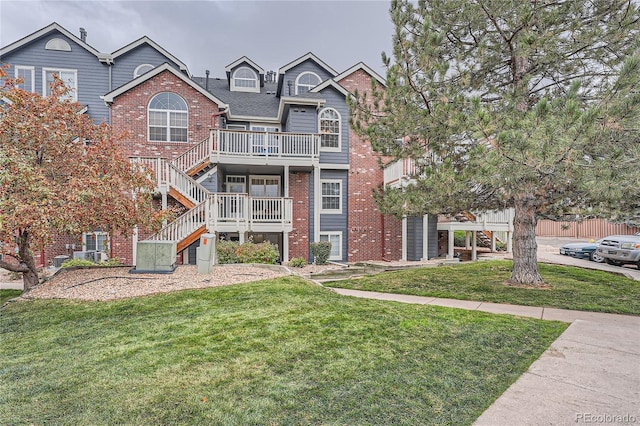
[317,87,349,165]
[281,61,333,97]
[287,105,317,134]
[1,31,110,123]
[309,170,349,261]
[200,171,218,192]
[406,215,438,260]
[111,45,184,90]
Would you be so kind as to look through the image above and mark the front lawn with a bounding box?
[326,260,640,315]
[0,277,566,425]
[1,289,22,306]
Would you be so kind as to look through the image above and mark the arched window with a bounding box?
[148,92,188,142]
[45,38,71,51]
[134,64,154,78]
[295,71,321,94]
[232,67,258,91]
[319,108,341,150]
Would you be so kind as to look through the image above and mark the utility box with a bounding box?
[53,255,70,268]
[196,233,216,274]
[133,241,177,273]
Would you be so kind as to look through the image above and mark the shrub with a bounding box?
[61,259,96,268]
[310,241,332,265]
[236,241,279,264]
[216,239,279,265]
[217,239,239,264]
[288,257,307,268]
[454,231,467,247]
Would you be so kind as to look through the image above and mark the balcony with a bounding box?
[211,129,320,167]
[383,158,418,187]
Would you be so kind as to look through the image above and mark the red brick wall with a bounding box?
[339,69,402,261]
[288,172,310,261]
[110,70,219,161]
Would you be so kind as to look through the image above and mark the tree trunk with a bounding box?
[17,230,39,290]
[509,200,544,286]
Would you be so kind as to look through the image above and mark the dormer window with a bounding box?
[295,71,321,94]
[231,67,259,93]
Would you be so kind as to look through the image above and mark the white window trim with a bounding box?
[133,64,154,78]
[226,124,247,130]
[318,107,341,152]
[319,231,343,261]
[83,231,110,253]
[45,38,71,51]
[15,66,35,92]
[320,179,342,214]
[250,175,281,197]
[43,67,78,101]
[231,66,259,93]
[225,175,246,193]
[147,92,189,143]
[295,71,321,95]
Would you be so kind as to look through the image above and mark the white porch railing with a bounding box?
[213,129,320,159]
[149,194,293,243]
[173,137,211,173]
[130,157,208,205]
[383,158,417,186]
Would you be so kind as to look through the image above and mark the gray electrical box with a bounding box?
[197,233,216,274]
[133,241,177,273]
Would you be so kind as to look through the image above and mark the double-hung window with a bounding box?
[148,92,188,142]
[84,231,109,253]
[43,68,77,101]
[319,232,342,260]
[232,67,259,92]
[319,108,341,151]
[295,71,321,94]
[320,179,342,213]
[15,66,35,92]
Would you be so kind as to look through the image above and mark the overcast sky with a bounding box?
[0,0,395,78]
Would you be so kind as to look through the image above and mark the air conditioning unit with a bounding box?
[94,251,108,263]
[73,251,97,262]
[53,255,70,268]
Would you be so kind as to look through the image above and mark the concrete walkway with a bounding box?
[330,288,640,426]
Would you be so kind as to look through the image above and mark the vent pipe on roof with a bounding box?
[287,80,292,96]
[205,69,210,91]
[79,27,87,42]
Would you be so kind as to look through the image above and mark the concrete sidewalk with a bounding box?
[330,288,640,426]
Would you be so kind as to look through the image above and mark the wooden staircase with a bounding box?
[454,212,497,247]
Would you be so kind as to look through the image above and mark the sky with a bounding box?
[0,0,395,78]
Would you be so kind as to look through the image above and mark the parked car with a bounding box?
[596,234,640,269]
[559,239,605,262]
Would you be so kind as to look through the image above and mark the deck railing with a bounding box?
[149,194,293,243]
[383,158,417,186]
[213,129,320,159]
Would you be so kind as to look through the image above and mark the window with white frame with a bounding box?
[84,231,109,253]
[295,71,321,94]
[320,179,342,213]
[319,232,342,260]
[319,108,341,151]
[15,66,35,92]
[43,68,77,101]
[232,67,259,92]
[148,92,188,142]
[133,64,154,78]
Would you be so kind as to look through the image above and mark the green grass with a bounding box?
[326,260,640,315]
[1,289,22,306]
[0,277,566,425]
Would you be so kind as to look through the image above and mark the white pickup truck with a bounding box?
[596,233,640,269]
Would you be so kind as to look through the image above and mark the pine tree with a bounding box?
[352,0,640,285]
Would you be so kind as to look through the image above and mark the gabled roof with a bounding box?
[224,56,264,74]
[309,79,351,97]
[111,36,190,76]
[0,22,102,59]
[335,62,386,87]
[278,52,338,77]
[101,63,227,108]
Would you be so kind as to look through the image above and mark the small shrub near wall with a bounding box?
[310,241,332,265]
[216,239,279,265]
[288,257,307,268]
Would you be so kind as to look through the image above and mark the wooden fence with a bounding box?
[536,218,640,239]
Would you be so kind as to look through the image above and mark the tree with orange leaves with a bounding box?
[0,69,157,290]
